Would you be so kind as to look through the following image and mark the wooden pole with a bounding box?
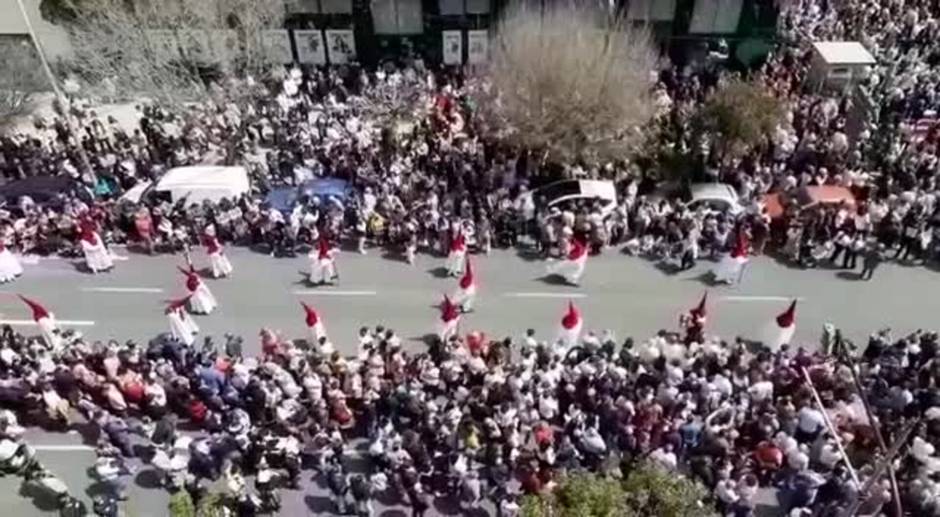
[844,419,918,517]
[800,367,860,487]
[835,332,904,517]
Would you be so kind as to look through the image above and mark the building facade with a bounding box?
[283,0,779,66]
[0,0,778,66]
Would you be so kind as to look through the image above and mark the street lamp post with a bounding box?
[14,0,96,185]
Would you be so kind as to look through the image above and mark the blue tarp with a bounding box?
[265,178,351,213]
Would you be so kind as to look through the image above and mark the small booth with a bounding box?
[809,41,876,90]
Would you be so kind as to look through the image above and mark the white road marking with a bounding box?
[503,292,588,299]
[292,290,378,296]
[82,287,164,293]
[721,296,805,302]
[33,445,95,452]
[0,319,95,326]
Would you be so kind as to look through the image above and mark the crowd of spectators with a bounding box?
[2,313,940,516]
[1,0,940,515]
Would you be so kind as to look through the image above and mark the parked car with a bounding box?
[0,176,91,213]
[523,179,618,220]
[649,182,745,216]
[762,186,856,220]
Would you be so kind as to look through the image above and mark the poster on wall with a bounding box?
[262,29,294,63]
[148,30,180,61]
[442,30,462,65]
[467,30,488,64]
[294,29,327,64]
[325,29,356,64]
[208,30,237,63]
[179,29,211,62]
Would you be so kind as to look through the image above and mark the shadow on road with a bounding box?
[835,271,862,281]
[303,494,334,513]
[535,274,575,286]
[515,249,544,263]
[18,481,63,512]
[684,271,721,287]
[427,266,450,279]
[133,468,164,490]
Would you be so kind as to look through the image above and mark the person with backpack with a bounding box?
[350,473,374,516]
[326,460,350,514]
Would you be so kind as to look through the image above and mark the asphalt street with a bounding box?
[1,245,938,516]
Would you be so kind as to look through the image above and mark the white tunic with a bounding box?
[0,248,23,283]
[309,254,337,284]
[82,234,114,273]
[167,311,195,346]
[208,252,233,278]
[188,282,217,314]
[547,254,587,285]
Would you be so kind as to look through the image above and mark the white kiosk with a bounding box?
[810,41,876,90]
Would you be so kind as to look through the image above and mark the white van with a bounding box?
[121,166,251,205]
[523,179,618,221]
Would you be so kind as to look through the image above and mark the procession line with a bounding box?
[720,296,805,302]
[502,292,588,299]
[292,290,378,296]
[0,319,95,326]
[82,287,164,293]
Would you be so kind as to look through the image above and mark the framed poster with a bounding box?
[208,30,237,63]
[179,29,211,63]
[294,29,327,64]
[442,30,462,65]
[325,29,356,64]
[467,29,488,64]
[148,29,180,61]
[262,29,294,63]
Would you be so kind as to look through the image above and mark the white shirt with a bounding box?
[798,407,825,434]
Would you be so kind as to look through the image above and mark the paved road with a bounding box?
[0,245,936,515]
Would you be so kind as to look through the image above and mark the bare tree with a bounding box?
[62,0,285,105]
[0,40,48,122]
[473,2,660,166]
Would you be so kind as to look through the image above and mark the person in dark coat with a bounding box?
[860,243,884,280]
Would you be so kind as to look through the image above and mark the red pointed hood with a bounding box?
[561,301,581,330]
[776,300,797,328]
[691,292,708,319]
[18,295,50,321]
[165,295,190,315]
[178,265,199,292]
[731,232,749,259]
[450,231,465,253]
[459,258,474,289]
[301,302,320,327]
[441,295,460,323]
[568,238,587,261]
[203,233,221,254]
[79,225,98,245]
[317,238,331,261]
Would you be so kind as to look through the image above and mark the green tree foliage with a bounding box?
[168,491,195,517]
[621,462,712,517]
[520,465,711,517]
[195,491,227,517]
[692,78,785,160]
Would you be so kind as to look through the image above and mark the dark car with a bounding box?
[0,176,91,212]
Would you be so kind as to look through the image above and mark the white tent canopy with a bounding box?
[812,42,875,66]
